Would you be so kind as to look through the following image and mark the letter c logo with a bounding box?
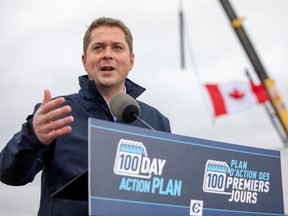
[192,202,201,213]
[190,200,203,216]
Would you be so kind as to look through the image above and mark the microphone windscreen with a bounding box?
[110,93,140,123]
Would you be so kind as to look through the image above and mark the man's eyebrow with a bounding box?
[112,42,124,45]
[92,42,104,46]
[92,41,123,45]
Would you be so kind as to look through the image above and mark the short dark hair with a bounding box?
[83,17,133,56]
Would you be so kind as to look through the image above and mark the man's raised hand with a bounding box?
[32,89,74,145]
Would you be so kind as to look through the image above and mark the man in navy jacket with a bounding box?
[0,17,170,215]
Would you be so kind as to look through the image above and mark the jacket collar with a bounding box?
[78,75,146,100]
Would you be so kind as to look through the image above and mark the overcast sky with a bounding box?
[0,0,288,215]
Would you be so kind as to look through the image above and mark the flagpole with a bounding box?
[219,0,288,147]
[179,0,185,69]
[179,3,216,125]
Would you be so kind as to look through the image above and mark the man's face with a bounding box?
[82,26,134,92]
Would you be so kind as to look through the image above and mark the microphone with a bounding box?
[110,93,155,130]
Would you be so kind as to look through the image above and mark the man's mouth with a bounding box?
[101,66,115,71]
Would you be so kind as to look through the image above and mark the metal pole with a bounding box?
[219,0,288,145]
[245,69,288,145]
[179,0,185,69]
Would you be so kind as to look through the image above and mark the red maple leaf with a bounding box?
[229,88,245,99]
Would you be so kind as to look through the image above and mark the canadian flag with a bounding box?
[205,81,269,117]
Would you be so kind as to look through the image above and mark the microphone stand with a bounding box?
[131,113,156,131]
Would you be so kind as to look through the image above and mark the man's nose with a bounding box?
[102,47,113,60]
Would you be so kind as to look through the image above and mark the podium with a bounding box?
[53,118,285,216]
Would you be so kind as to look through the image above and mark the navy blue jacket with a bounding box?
[0,75,171,216]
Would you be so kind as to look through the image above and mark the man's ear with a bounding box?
[81,54,87,70]
[130,53,135,70]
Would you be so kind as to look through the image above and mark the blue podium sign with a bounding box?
[88,118,284,216]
